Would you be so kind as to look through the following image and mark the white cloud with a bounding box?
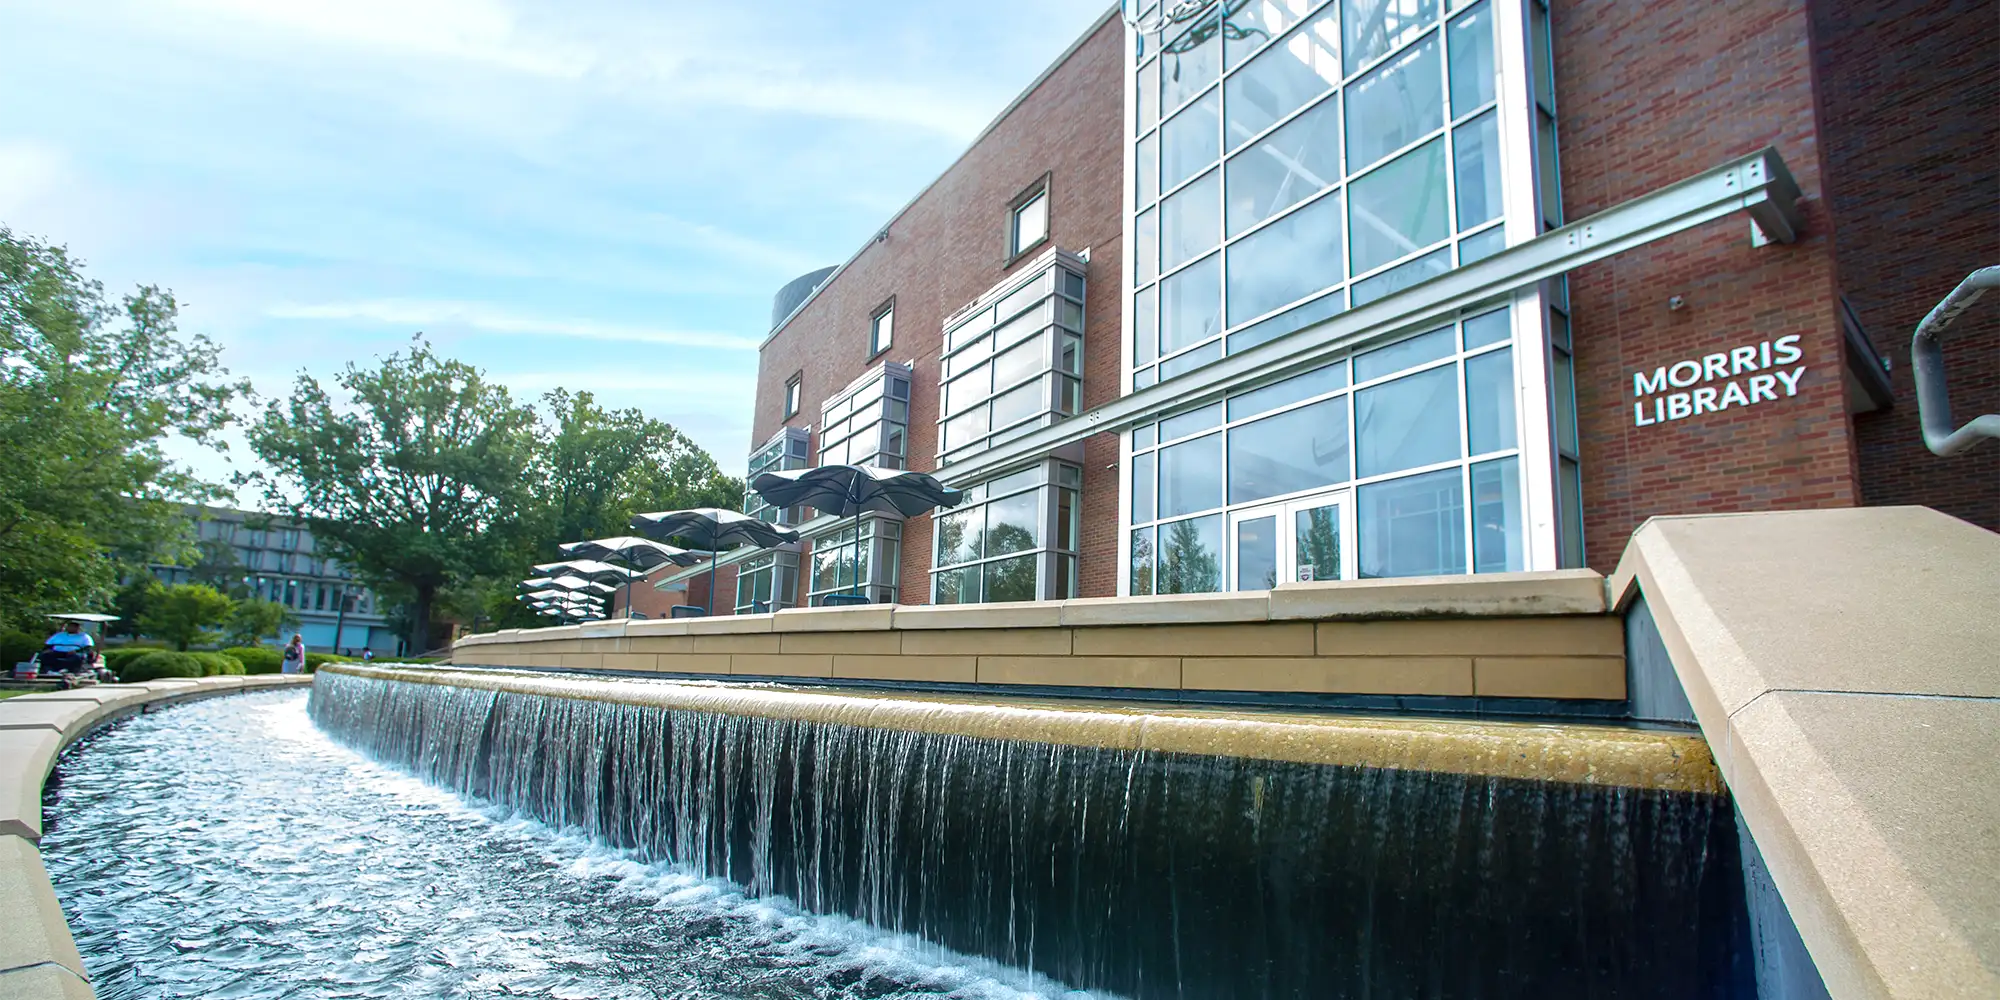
[496,370,753,396]
[268,299,761,351]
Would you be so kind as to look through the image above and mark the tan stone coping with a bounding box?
[323,663,1719,794]
[0,673,315,999]
[1611,506,2000,1000]
[452,570,1627,701]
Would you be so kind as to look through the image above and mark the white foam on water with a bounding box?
[256,690,1119,1000]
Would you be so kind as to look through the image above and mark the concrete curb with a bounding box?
[0,673,315,999]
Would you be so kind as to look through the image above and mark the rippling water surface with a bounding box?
[41,690,1099,1000]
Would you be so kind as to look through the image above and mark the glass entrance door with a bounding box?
[1228,492,1352,591]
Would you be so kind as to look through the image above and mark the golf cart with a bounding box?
[16,613,120,687]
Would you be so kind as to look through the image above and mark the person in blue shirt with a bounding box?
[42,621,97,670]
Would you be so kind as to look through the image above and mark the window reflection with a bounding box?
[1345,35,1442,172]
[1226,189,1343,325]
[1223,8,1340,148]
[1159,431,1224,517]
[1159,514,1224,593]
[1349,138,1448,274]
[1343,0,1440,75]
[1162,170,1221,272]
[1356,364,1459,477]
[1162,90,1221,192]
[1228,395,1352,504]
[1161,253,1222,354]
[1358,466,1464,578]
[1225,96,1340,236]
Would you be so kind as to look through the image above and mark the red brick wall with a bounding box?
[1810,0,2000,531]
[607,566,732,619]
[751,14,1126,604]
[1558,0,1861,571]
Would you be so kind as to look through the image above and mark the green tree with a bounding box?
[0,228,246,630]
[244,339,542,653]
[539,388,742,544]
[104,574,165,639]
[222,597,299,647]
[183,536,245,594]
[138,582,234,650]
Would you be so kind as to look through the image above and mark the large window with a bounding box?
[870,301,895,356]
[931,461,1082,604]
[807,517,901,606]
[745,426,812,526]
[1010,178,1050,260]
[1127,306,1525,593]
[818,364,912,469]
[938,253,1086,465]
[1129,0,1509,388]
[735,550,801,615]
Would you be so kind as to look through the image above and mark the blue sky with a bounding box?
[0,0,1109,498]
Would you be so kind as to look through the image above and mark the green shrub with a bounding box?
[100,647,160,674]
[120,650,204,683]
[221,646,283,674]
[304,652,357,672]
[1,631,38,669]
[188,652,245,676]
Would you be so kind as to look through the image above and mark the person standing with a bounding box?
[281,634,306,675]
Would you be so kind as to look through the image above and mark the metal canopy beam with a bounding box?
[938,146,1805,488]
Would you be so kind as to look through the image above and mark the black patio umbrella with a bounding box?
[630,508,801,615]
[557,537,702,618]
[749,465,966,599]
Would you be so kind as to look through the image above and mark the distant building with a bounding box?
[150,506,398,654]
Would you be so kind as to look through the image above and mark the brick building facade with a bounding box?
[692,0,1992,611]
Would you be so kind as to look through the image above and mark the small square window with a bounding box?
[1008,178,1050,260]
[784,375,802,418]
[870,303,895,356]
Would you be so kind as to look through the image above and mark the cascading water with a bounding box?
[309,669,1753,998]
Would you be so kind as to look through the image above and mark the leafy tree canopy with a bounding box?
[244,339,542,653]
[246,343,742,647]
[223,597,300,647]
[137,582,234,651]
[0,228,247,631]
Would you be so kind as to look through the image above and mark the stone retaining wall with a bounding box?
[456,570,1627,702]
[0,674,315,999]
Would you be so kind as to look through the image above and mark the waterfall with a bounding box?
[310,669,1752,999]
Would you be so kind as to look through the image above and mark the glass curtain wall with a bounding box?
[931,461,1083,603]
[937,256,1087,466]
[1129,0,1509,389]
[1127,307,1525,593]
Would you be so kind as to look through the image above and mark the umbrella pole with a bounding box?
[708,547,717,616]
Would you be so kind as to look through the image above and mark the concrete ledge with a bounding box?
[0,964,91,1000]
[1271,569,1608,620]
[0,673,315,1000]
[1617,506,2000,1000]
[0,835,87,983]
[455,571,1612,647]
[454,573,1626,703]
[321,663,1719,793]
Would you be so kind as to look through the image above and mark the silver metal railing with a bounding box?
[1912,266,2000,457]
